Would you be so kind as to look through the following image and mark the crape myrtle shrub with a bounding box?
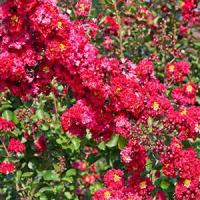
[0,0,200,199]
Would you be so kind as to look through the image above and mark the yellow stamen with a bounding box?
[115,87,122,94]
[180,108,187,116]
[104,191,111,199]
[43,66,49,73]
[113,174,121,182]
[184,179,191,188]
[152,101,160,111]
[57,21,63,29]
[139,181,147,189]
[59,43,65,50]
[168,64,175,72]
[11,15,18,22]
[79,3,85,10]
[186,85,193,93]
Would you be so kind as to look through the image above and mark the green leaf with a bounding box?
[36,187,53,194]
[160,180,170,190]
[65,169,76,177]
[147,117,153,132]
[39,195,48,200]
[86,129,92,140]
[118,136,127,149]
[40,124,49,131]
[62,176,73,183]
[42,171,60,181]
[64,192,73,199]
[36,109,45,119]
[22,172,34,177]
[0,103,12,113]
[13,111,19,124]
[2,110,14,121]
[106,134,119,148]
[98,142,106,150]
[16,170,22,182]
[89,183,103,193]
[28,162,35,170]
[197,96,200,105]
[71,137,80,150]
[145,159,152,171]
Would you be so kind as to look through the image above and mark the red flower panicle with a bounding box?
[165,61,190,83]
[172,82,197,105]
[34,135,47,153]
[103,169,124,189]
[8,138,25,153]
[0,117,15,132]
[0,161,15,174]
[75,0,92,17]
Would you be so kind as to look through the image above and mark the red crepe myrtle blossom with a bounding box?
[61,100,97,137]
[156,190,167,200]
[114,113,132,138]
[92,188,125,200]
[120,140,147,175]
[82,174,96,185]
[160,138,200,180]
[103,169,124,189]
[172,82,197,105]
[75,0,92,17]
[105,16,119,33]
[165,61,190,83]
[72,160,87,171]
[175,178,200,200]
[34,135,47,153]
[103,36,113,50]
[0,117,15,132]
[90,163,96,172]
[8,138,25,153]
[181,0,197,21]
[128,176,154,199]
[92,188,112,200]
[168,106,200,139]
[0,161,15,174]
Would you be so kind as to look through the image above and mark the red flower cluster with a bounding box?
[168,106,200,139]
[0,117,15,132]
[172,82,197,105]
[8,138,26,153]
[120,140,147,175]
[160,138,200,198]
[0,161,15,174]
[181,0,197,21]
[93,169,155,200]
[34,134,47,153]
[103,169,124,189]
[75,0,92,17]
[165,61,190,83]
[175,178,200,200]
[72,160,87,171]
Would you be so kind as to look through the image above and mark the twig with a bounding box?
[113,1,124,58]
[0,137,10,157]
